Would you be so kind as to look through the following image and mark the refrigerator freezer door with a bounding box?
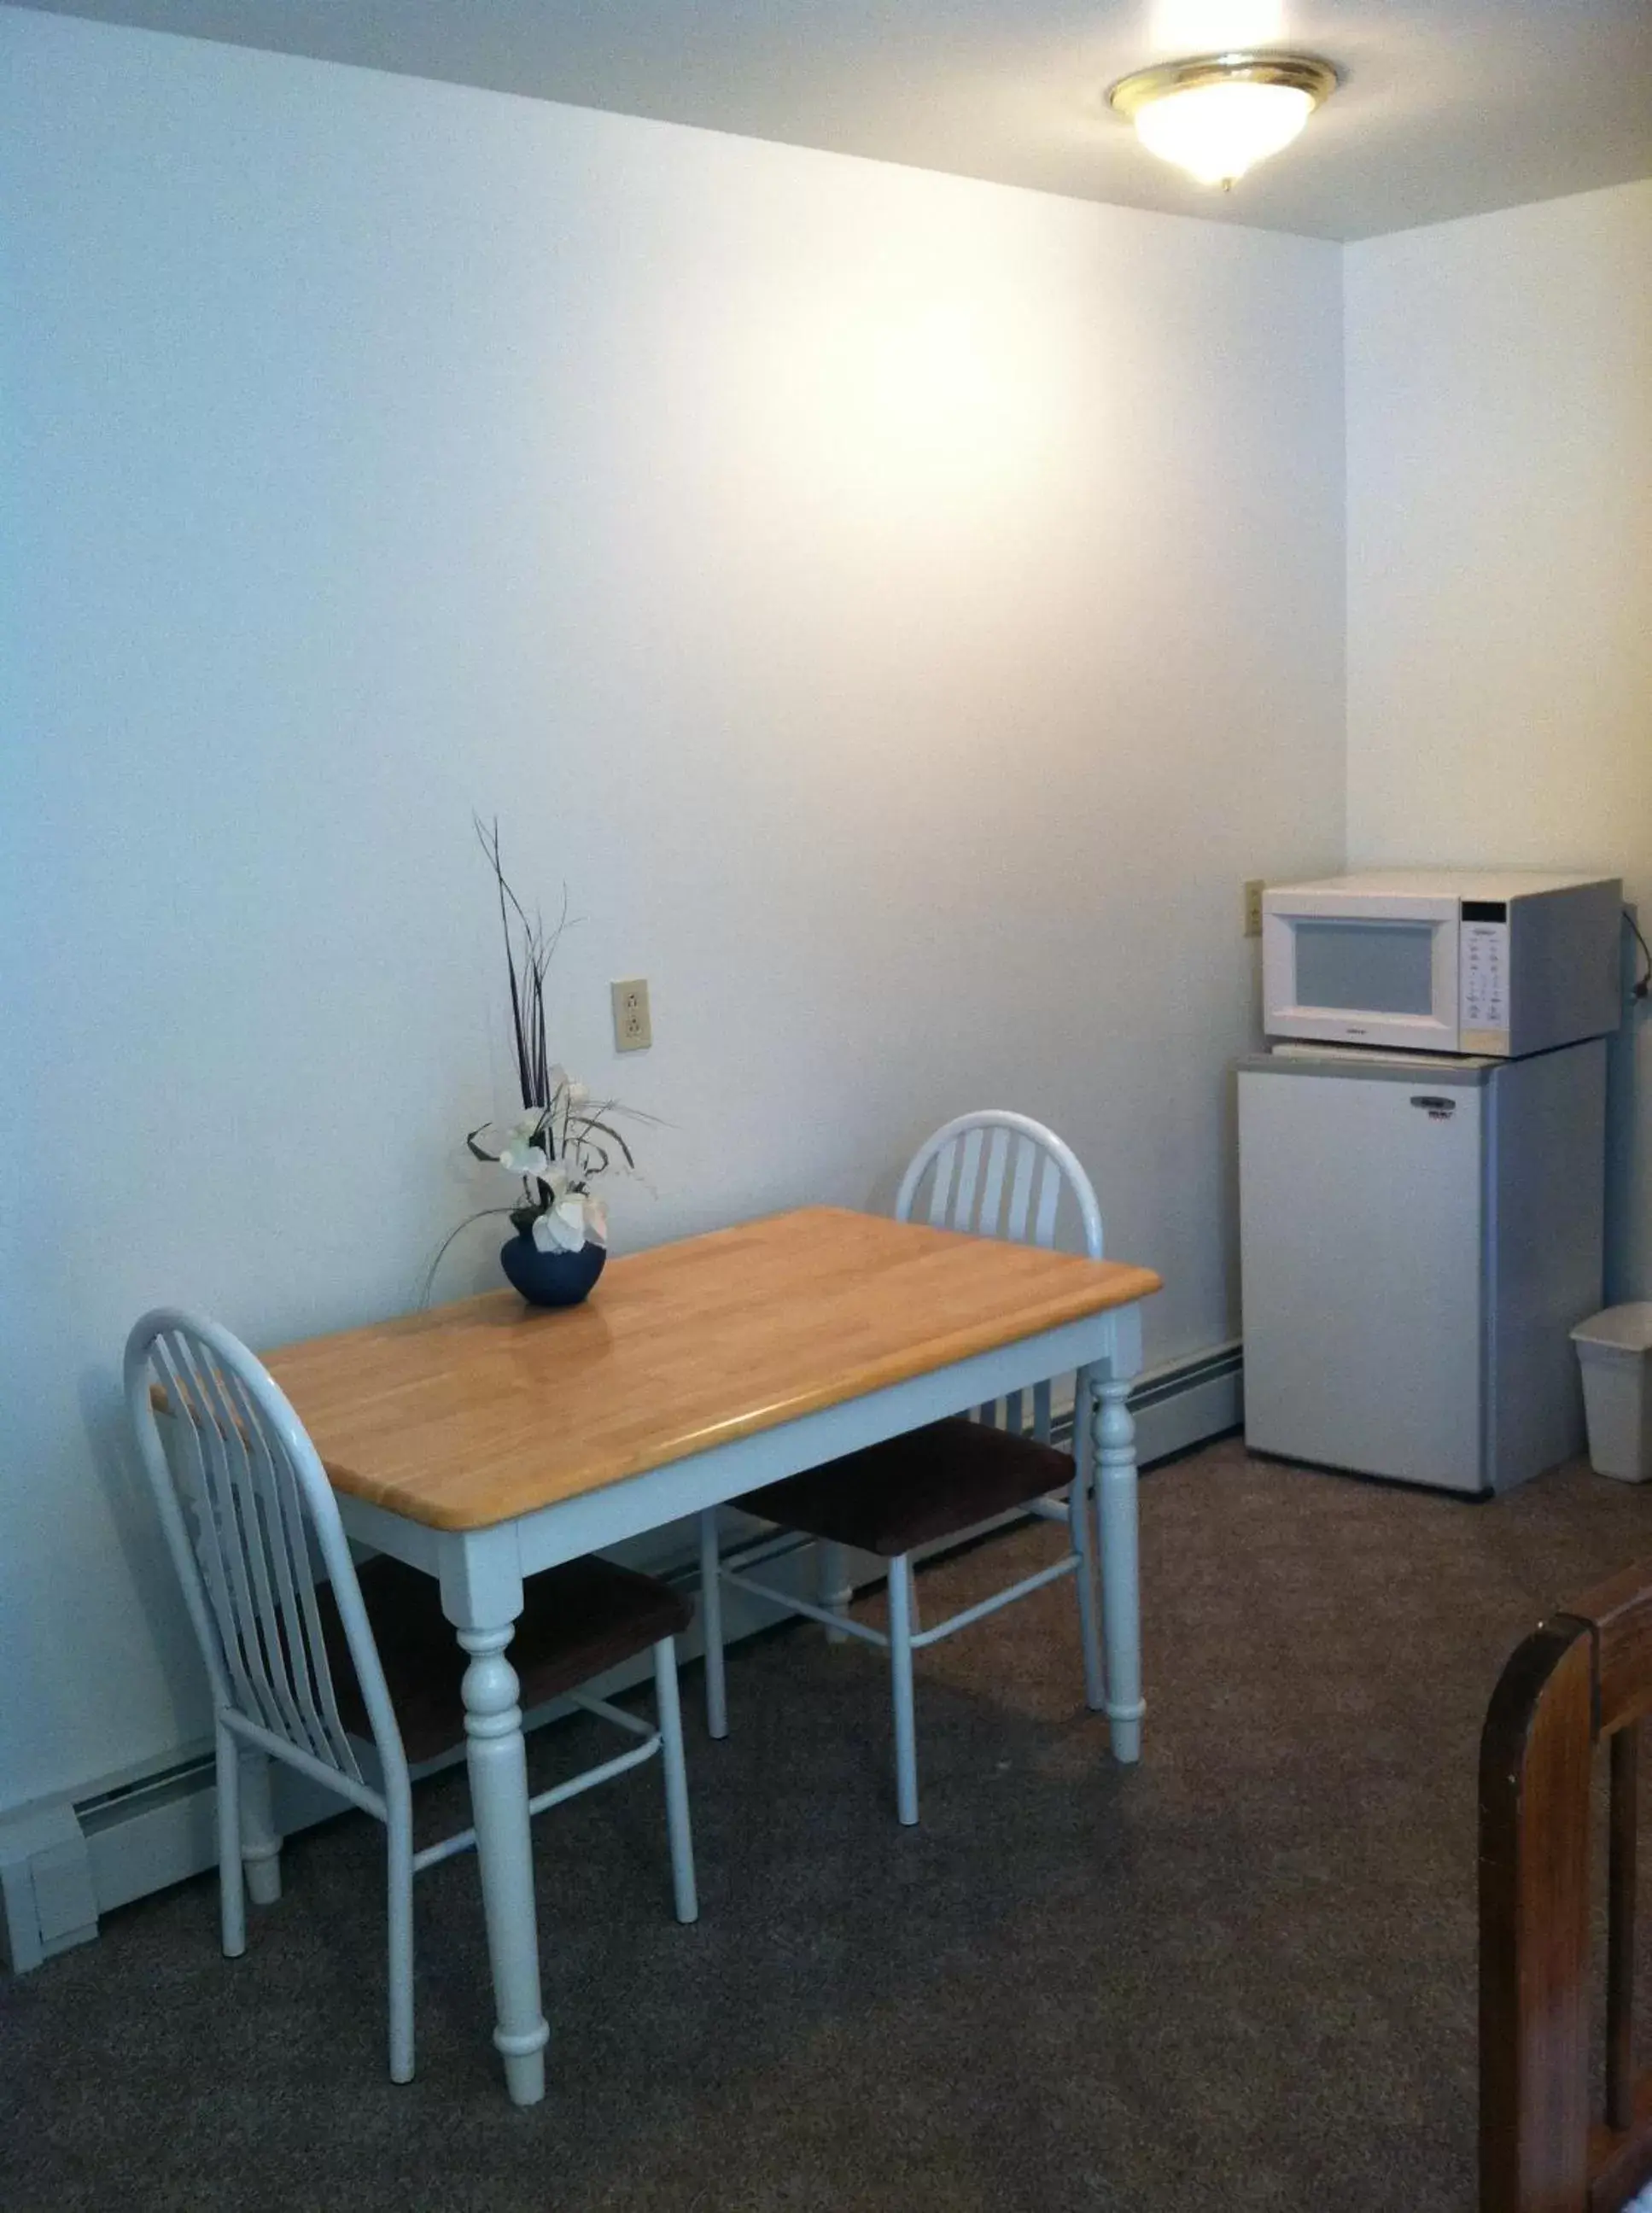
[1239,1063,1486,1491]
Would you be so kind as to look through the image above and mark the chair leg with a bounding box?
[887,1554,919,1827]
[1068,1459,1106,1714]
[818,1539,852,1644]
[238,1746,283,1906]
[385,1789,415,2084]
[652,1638,699,1925]
[698,1508,728,1740]
[215,1721,246,1959]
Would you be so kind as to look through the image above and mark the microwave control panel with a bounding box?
[1459,900,1510,1051]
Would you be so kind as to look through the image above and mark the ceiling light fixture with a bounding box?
[1107,50,1338,190]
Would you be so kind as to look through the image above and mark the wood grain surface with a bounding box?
[1479,1615,1595,2213]
[261,1206,1160,1532]
[1572,1558,1652,1736]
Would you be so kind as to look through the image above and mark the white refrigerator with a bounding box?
[1237,1041,1607,1494]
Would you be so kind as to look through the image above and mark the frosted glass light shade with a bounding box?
[1134,79,1313,184]
[1108,52,1337,190]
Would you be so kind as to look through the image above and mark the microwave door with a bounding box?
[1263,894,1460,1051]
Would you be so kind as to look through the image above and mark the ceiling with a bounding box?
[17,0,1652,240]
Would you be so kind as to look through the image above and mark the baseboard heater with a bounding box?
[0,1337,1240,1971]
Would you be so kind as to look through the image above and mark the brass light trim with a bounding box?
[1107,50,1339,123]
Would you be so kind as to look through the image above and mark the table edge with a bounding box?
[316,1258,1162,1531]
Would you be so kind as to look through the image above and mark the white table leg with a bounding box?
[237,1746,283,1906]
[886,1553,920,1826]
[698,1507,728,1739]
[448,1575,550,2106]
[818,1539,852,1644]
[1090,1364,1145,1765]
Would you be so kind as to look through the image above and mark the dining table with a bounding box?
[261,1203,1162,2104]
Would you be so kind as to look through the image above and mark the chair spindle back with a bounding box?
[895,1112,1105,1440]
[124,1309,404,1796]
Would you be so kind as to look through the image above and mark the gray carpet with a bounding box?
[7,1438,1652,2213]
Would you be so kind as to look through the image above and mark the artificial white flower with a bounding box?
[530,1190,590,1252]
[499,1137,549,1178]
[470,1071,622,1264]
[524,1161,608,1253]
[491,1107,547,1178]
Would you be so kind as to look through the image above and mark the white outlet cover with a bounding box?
[610,977,651,1052]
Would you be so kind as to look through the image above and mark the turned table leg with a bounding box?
[1090,1365,1145,1765]
[442,1533,550,2109]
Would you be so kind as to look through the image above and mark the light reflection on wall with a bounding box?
[768,290,1066,543]
[1149,0,1286,50]
[856,301,1016,470]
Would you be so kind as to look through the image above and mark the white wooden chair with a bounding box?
[124,1308,698,2083]
[699,1111,1108,1825]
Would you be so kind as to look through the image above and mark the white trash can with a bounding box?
[1572,1304,1652,1483]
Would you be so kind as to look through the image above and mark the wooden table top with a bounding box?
[262,1206,1161,1533]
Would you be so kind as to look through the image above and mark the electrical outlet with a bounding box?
[1244,880,1265,939]
[610,978,651,1053]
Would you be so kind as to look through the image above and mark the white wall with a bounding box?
[1346,180,1652,1298]
[0,9,1343,1815]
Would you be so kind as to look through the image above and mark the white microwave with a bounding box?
[1262,870,1622,1057]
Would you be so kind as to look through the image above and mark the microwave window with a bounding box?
[1292,919,1436,1014]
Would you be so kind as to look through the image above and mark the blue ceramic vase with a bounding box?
[499,1233,606,1308]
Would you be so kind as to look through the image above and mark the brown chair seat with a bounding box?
[322,1555,691,1766]
[737,1416,1075,1559]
